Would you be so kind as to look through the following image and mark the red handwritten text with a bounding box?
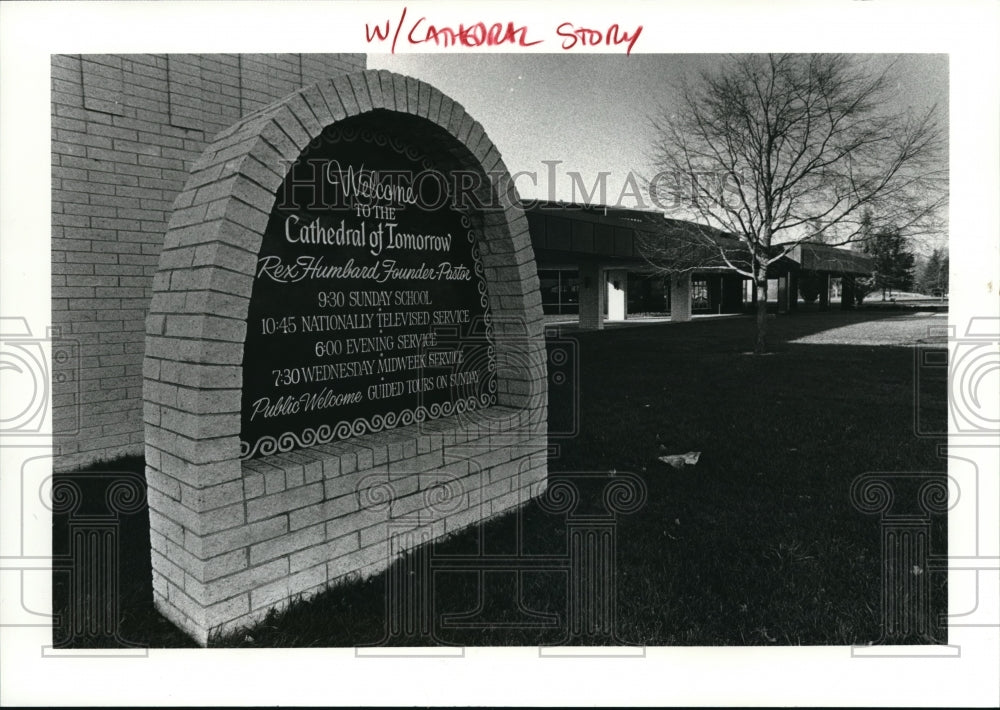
[556,22,643,56]
[364,8,642,55]
[366,7,543,54]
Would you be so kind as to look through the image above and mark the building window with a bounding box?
[538,269,580,315]
[691,279,710,311]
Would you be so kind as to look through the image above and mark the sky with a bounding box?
[369,53,948,211]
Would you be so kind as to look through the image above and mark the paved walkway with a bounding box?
[544,312,745,332]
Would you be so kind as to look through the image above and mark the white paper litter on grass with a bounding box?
[658,451,701,469]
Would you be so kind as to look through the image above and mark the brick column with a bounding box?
[670,272,692,322]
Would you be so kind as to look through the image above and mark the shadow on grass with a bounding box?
[52,310,948,647]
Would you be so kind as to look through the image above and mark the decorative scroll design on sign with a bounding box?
[240,392,496,459]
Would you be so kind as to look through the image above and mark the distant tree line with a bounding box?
[855,232,949,301]
[845,212,947,303]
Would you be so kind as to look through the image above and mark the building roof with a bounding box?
[525,200,743,270]
[525,201,873,276]
[780,242,874,275]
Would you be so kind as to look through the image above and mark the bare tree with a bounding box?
[642,54,947,353]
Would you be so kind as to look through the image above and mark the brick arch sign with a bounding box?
[143,70,547,645]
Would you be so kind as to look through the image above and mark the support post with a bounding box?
[670,272,692,322]
[819,273,831,310]
[578,262,604,330]
[605,269,627,322]
[788,271,799,312]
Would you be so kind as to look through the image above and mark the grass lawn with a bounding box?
[52,308,948,648]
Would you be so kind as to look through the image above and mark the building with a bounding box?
[526,200,874,328]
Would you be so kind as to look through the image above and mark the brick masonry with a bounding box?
[140,69,548,644]
[51,54,366,471]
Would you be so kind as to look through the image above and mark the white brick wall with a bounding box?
[51,54,367,471]
[167,411,548,643]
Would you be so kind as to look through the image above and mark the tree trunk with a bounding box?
[754,276,768,354]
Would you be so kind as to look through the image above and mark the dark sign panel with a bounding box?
[240,125,497,459]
